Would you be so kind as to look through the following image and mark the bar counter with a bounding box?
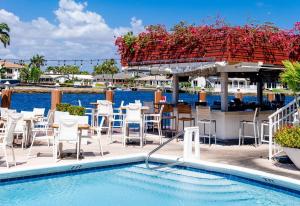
[209,110,274,140]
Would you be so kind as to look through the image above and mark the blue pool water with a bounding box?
[9,91,293,113]
[0,163,299,206]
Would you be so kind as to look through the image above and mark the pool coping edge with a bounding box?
[0,153,299,192]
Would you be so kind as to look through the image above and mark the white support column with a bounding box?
[268,117,273,161]
[172,74,179,104]
[220,72,228,112]
[183,127,200,160]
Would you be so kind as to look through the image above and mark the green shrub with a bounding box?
[274,126,300,149]
[56,103,71,112]
[56,103,85,116]
[68,105,85,116]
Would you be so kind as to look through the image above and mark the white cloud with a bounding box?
[0,0,144,67]
[130,17,144,34]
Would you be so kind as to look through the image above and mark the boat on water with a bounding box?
[123,88,132,91]
[115,88,123,91]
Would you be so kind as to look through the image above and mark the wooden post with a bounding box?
[220,72,228,112]
[106,89,114,103]
[235,88,243,100]
[172,75,179,105]
[267,92,275,102]
[51,89,62,110]
[1,89,12,108]
[199,88,206,102]
[154,88,162,105]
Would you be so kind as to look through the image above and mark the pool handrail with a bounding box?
[145,130,184,169]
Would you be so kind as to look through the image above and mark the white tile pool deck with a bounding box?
[1,134,300,180]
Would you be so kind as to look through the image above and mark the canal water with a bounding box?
[10,91,293,113]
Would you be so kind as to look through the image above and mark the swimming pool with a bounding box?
[0,162,299,206]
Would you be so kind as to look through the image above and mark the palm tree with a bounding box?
[107,59,119,84]
[94,59,119,84]
[0,63,6,79]
[46,66,59,74]
[29,54,45,68]
[93,64,107,76]
[19,65,31,83]
[0,23,10,48]
[30,67,42,83]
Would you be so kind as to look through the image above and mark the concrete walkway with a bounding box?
[1,134,300,180]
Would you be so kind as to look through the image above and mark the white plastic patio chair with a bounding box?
[13,115,27,149]
[75,115,89,138]
[13,111,34,149]
[33,108,45,120]
[144,105,164,144]
[0,113,23,168]
[34,110,54,129]
[1,109,16,121]
[55,116,80,160]
[123,104,143,147]
[72,115,90,145]
[20,111,34,119]
[143,101,155,130]
[143,101,155,114]
[54,111,70,124]
[27,111,55,158]
[111,101,125,137]
[90,117,105,156]
[114,100,124,114]
[96,100,114,143]
[0,108,8,120]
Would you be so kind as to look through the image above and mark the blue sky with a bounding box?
[1,0,299,29]
[0,0,299,65]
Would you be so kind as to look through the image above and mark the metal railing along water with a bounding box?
[145,131,185,170]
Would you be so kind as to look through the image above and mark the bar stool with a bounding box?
[144,105,165,144]
[123,104,143,147]
[161,104,177,133]
[96,100,114,143]
[143,101,155,131]
[239,107,259,147]
[177,104,195,131]
[196,106,216,145]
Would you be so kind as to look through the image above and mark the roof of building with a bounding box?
[40,74,93,80]
[40,74,68,79]
[94,72,146,80]
[117,25,297,67]
[0,61,24,69]
[135,75,171,81]
[72,74,93,80]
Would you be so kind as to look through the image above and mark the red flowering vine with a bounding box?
[115,21,300,66]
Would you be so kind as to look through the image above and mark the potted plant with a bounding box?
[274,126,300,169]
[56,103,85,116]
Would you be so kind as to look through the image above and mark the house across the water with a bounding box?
[0,61,23,80]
